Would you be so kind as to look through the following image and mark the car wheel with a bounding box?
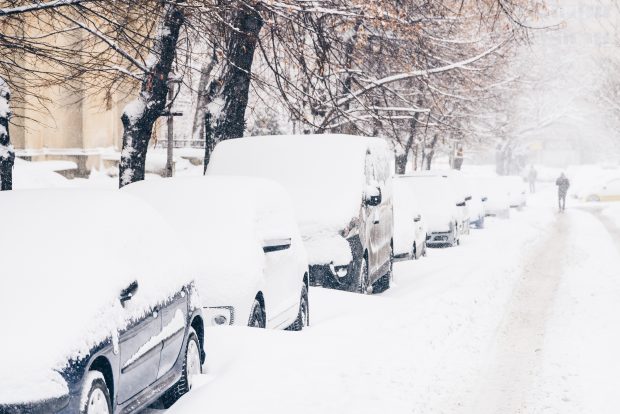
[286,284,309,331]
[373,246,393,293]
[412,242,417,260]
[358,256,371,294]
[161,328,202,408]
[80,371,111,414]
[248,298,266,328]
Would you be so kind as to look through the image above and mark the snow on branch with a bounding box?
[0,0,89,16]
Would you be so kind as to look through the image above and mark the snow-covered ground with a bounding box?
[144,185,620,413]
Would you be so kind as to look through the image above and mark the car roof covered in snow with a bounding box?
[207,134,392,236]
[0,189,195,404]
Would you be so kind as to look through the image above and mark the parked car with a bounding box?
[463,176,487,229]
[399,175,461,247]
[504,176,527,208]
[393,178,427,260]
[412,170,471,235]
[584,177,620,202]
[477,176,511,218]
[0,189,205,414]
[124,176,310,330]
[207,134,394,294]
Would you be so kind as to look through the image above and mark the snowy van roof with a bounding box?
[207,134,392,236]
[123,176,306,306]
[0,189,194,404]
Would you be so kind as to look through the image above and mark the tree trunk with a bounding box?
[425,134,439,170]
[118,3,184,188]
[395,108,422,175]
[203,2,263,166]
[191,49,217,142]
[0,79,14,191]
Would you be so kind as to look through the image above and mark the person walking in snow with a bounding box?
[527,166,538,193]
[556,172,570,211]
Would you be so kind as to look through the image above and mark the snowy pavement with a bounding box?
[149,186,620,414]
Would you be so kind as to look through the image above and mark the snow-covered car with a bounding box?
[477,176,511,218]
[0,189,204,414]
[207,134,394,294]
[504,176,528,208]
[463,177,486,229]
[583,177,620,202]
[124,176,310,330]
[393,178,427,260]
[412,170,471,235]
[399,175,461,247]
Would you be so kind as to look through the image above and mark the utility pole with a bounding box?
[164,79,183,178]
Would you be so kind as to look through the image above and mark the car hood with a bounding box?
[0,368,68,406]
[302,233,353,267]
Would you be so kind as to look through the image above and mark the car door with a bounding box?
[117,302,162,403]
[158,289,189,378]
[259,201,300,328]
[364,152,382,278]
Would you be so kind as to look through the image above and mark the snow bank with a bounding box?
[12,158,72,189]
[0,189,196,404]
[602,204,620,228]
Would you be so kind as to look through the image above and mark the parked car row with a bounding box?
[0,134,529,414]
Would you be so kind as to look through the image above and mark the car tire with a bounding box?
[412,242,418,260]
[161,328,202,408]
[373,246,393,293]
[248,298,266,328]
[80,371,112,414]
[358,256,371,294]
[286,284,309,331]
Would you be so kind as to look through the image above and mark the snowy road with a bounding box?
[151,187,620,414]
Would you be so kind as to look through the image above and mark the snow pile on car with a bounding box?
[0,189,196,404]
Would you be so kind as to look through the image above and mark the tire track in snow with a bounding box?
[471,213,569,414]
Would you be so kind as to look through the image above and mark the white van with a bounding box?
[207,134,394,294]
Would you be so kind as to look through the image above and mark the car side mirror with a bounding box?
[120,281,139,307]
[465,196,472,201]
[414,214,421,223]
[456,201,466,207]
[364,186,382,206]
[481,197,488,202]
[263,237,292,253]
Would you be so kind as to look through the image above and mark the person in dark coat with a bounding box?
[556,172,570,211]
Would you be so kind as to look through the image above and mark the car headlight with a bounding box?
[203,306,235,326]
